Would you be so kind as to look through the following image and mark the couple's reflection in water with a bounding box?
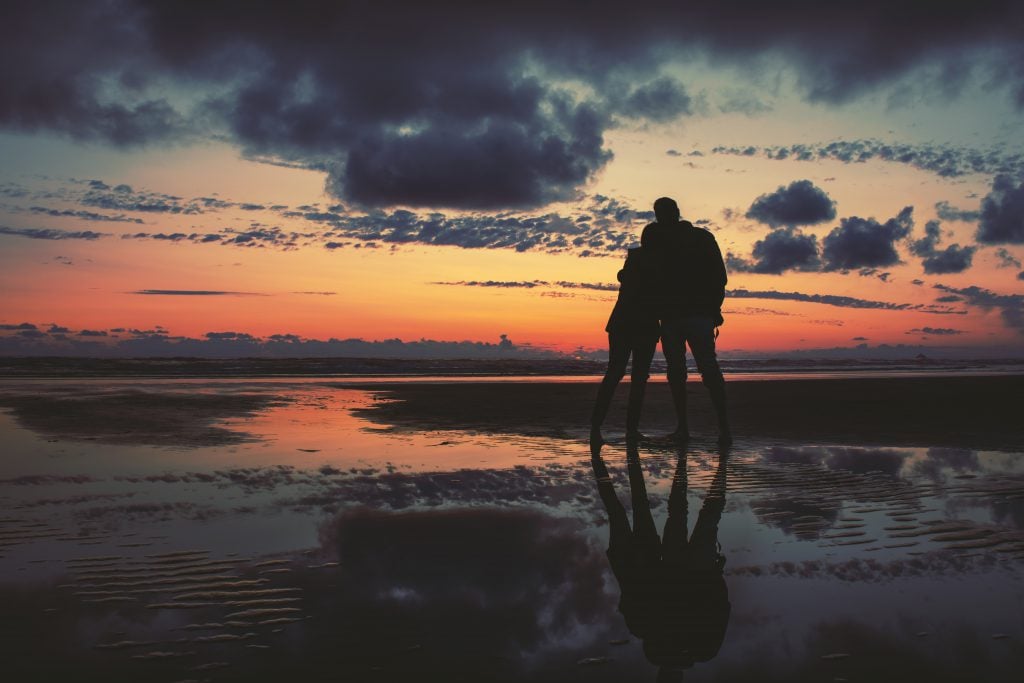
[590,439,730,682]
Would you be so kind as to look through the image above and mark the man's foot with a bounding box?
[625,429,646,443]
[666,426,691,442]
[589,426,605,446]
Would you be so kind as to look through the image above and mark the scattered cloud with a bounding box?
[27,206,144,223]
[933,283,1024,332]
[712,139,1024,179]
[977,175,1024,244]
[907,327,964,335]
[745,180,836,227]
[726,227,821,274]
[908,220,976,274]
[994,248,1021,268]
[82,183,206,214]
[934,200,980,223]
[119,194,644,256]
[822,206,913,271]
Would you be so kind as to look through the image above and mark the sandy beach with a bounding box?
[1,375,1022,681]
[354,375,1024,451]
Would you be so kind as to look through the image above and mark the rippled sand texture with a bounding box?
[1,379,1022,681]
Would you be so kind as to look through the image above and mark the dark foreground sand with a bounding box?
[353,375,1024,450]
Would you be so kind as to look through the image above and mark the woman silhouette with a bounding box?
[590,243,661,443]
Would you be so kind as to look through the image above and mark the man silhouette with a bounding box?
[642,197,731,444]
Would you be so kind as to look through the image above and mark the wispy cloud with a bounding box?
[433,280,618,291]
[433,280,967,314]
[712,139,1024,179]
[727,288,965,314]
[0,225,106,240]
[27,206,144,223]
[131,290,265,296]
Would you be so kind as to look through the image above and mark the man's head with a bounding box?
[654,197,680,224]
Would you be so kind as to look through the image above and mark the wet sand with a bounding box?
[353,375,1024,450]
[0,377,1022,681]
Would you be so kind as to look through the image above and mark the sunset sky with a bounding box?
[1,1,1023,358]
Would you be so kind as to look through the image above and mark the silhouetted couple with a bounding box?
[591,197,731,444]
[590,441,731,682]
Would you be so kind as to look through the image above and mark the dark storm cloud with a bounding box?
[332,99,613,208]
[934,283,1024,332]
[977,174,1024,244]
[717,90,773,115]
[612,76,694,122]
[745,180,836,227]
[712,139,1024,179]
[821,206,914,271]
[4,2,1024,209]
[908,220,976,274]
[0,225,106,240]
[726,227,821,274]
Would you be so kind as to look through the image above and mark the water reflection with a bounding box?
[2,380,1024,680]
[591,439,730,680]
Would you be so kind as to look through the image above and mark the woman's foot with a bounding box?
[625,429,646,442]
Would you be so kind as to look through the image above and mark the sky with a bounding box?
[1,0,1023,359]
